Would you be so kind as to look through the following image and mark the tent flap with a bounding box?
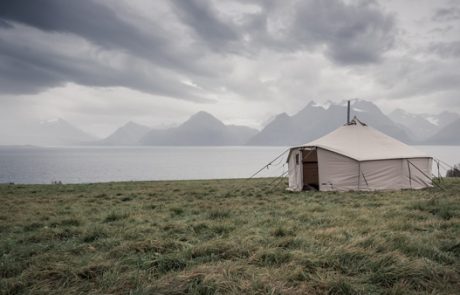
[287,149,303,191]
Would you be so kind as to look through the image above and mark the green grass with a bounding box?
[0,178,459,294]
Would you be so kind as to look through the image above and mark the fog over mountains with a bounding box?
[424,119,460,145]
[140,111,258,146]
[2,100,459,146]
[0,118,96,146]
[97,121,151,146]
[388,109,459,141]
[249,100,412,145]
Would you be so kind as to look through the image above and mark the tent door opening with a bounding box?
[302,149,319,190]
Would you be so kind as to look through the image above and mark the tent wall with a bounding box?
[317,148,359,191]
[341,157,432,191]
[359,158,432,190]
[401,157,433,189]
[289,147,432,192]
[287,149,303,191]
[359,159,405,190]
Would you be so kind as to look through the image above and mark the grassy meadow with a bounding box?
[1,178,459,294]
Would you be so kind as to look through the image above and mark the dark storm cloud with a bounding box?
[0,0,201,73]
[0,25,208,101]
[172,0,395,64]
[433,6,460,22]
[171,0,395,64]
[253,0,395,65]
[0,19,13,28]
[0,0,217,100]
[0,0,397,98]
[294,0,394,64]
[429,41,460,59]
[171,0,239,51]
[0,54,63,94]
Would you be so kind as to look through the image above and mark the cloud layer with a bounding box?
[0,0,459,135]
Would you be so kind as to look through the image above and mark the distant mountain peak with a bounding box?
[351,99,376,107]
[390,108,406,115]
[306,101,322,108]
[305,99,378,112]
[141,111,256,146]
[18,118,99,145]
[191,111,215,119]
[305,100,333,109]
[249,98,412,146]
[439,110,459,116]
[276,112,290,119]
[184,111,225,127]
[424,118,460,145]
[99,121,150,145]
[40,118,68,125]
[391,108,418,119]
[426,116,439,126]
[123,121,146,128]
[336,98,361,107]
[124,120,149,128]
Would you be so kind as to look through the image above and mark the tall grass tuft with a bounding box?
[207,209,231,220]
[104,211,128,223]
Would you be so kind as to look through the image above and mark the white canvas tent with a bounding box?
[287,117,433,191]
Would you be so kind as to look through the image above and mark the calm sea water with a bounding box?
[0,145,458,184]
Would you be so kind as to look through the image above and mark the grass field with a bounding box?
[1,178,459,294]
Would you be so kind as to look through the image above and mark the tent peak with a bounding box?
[345,116,367,126]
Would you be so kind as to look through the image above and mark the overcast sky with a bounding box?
[1,0,459,136]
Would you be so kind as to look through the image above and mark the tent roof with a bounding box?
[295,117,430,161]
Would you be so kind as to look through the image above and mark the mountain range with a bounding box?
[140,111,258,146]
[97,121,151,145]
[0,118,96,146]
[2,100,459,146]
[248,100,412,145]
[388,109,459,141]
[423,119,460,145]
